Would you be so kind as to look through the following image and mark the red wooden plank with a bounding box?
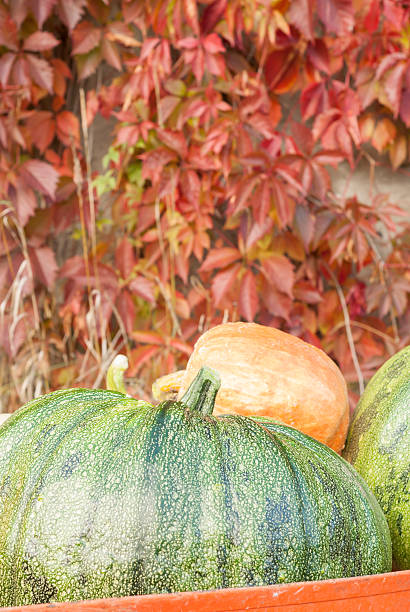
[2,571,409,612]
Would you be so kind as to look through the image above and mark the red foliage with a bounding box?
[0,0,409,409]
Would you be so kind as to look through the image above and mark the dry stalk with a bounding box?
[324,264,365,395]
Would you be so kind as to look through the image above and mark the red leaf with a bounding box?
[211,263,241,307]
[313,151,345,165]
[157,129,188,158]
[375,53,406,80]
[300,82,329,120]
[271,180,294,228]
[10,179,37,226]
[364,0,381,33]
[245,217,274,250]
[26,54,53,92]
[264,49,299,93]
[29,246,58,288]
[159,96,180,123]
[86,89,99,126]
[57,0,87,31]
[183,0,200,35]
[239,269,259,321]
[140,148,178,182]
[115,236,136,279]
[101,37,122,71]
[56,110,80,148]
[116,288,135,334]
[0,52,16,87]
[294,204,315,250]
[389,134,407,170]
[246,112,276,138]
[262,255,295,297]
[131,331,164,345]
[128,345,160,376]
[0,12,19,50]
[128,275,156,304]
[20,160,59,200]
[307,39,330,74]
[105,22,140,47]
[291,121,314,154]
[262,285,292,322]
[192,47,205,83]
[253,181,272,226]
[231,175,259,215]
[26,111,55,153]
[9,0,29,29]
[23,31,60,52]
[0,314,28,359]
[294,281,323,304]
[12,55,30,87]
[200,247,241,272]
[76,48,102,80]
[31,0,58,29]
[202,33,225,54]
[385,61,406,117]
[399,89,410,126]
[71,21,101,55]
[139,37,160,60]
[180,169,201,204]
[317,0,354,36]
[371,118,396,153]
[201,0,227,34]
[287,0,314,39]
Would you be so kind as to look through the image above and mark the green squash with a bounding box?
[343,345,409,570]
[0,360,391,606]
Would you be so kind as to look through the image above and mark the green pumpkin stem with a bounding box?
[106,354,129,394]
[180,366,221,416]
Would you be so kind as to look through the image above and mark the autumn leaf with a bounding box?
[116,288,136,334]
[201,0,227,34]
[56,110,80,148]
[29,246,58,288]
[317,0,354,36]
[71,21,101,55]
[128,275,156,304]
[10,179,37,226]
[115,236,136,280]
[31,0,58,29]
[20,160,59,200]
[211,263,241,307]
[262,284,292,323]
[57,0,87,31]
[262,255,295,297]
[287,0,314,39]
[0,52,17,86]
[26,54,54,92]
[199,247,242,272]
[26,111,55,153]
[264,48,300,93]
[371,118,396,153]
[23,31,60,52]
[239,269,259,321]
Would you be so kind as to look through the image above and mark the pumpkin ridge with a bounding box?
[0,390,144,606]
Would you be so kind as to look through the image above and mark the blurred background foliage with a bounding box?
[0,0,409,411]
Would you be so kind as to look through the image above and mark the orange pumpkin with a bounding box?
[152,322,349,453]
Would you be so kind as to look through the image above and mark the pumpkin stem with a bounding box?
[180,366,221,416]
[106,354,129,394]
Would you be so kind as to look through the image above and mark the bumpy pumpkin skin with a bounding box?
[0,371,391,607]
[343,346,410,570]
[172,322,349,452]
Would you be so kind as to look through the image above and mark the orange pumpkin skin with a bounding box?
[175,322,349,453]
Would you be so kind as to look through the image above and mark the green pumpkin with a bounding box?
[0,360,391,606]
[343,345,409,570]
